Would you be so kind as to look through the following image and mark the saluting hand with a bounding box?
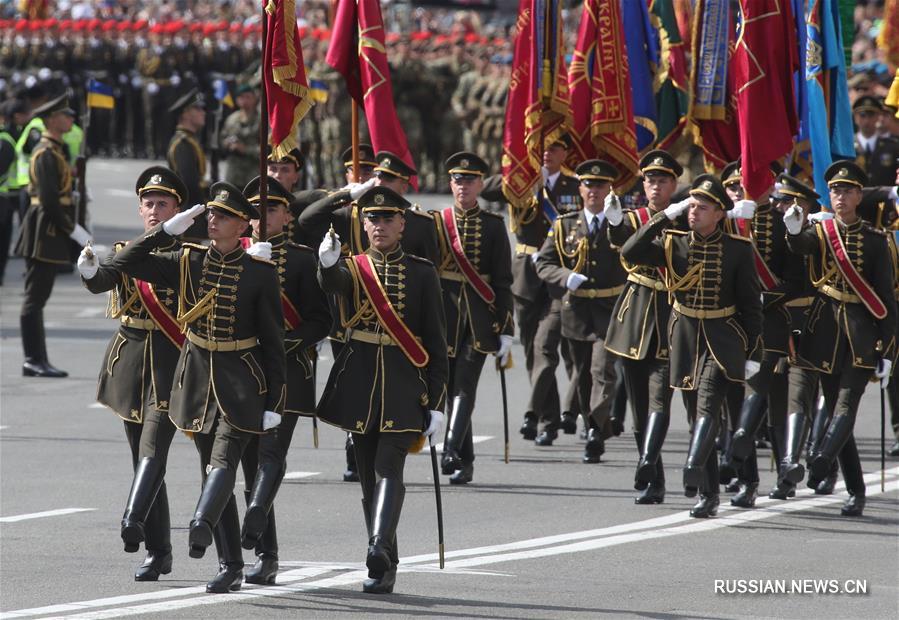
[163,203,205,236]
[663,198,691,221]
[319,230,341,267]
[807,211,834,223]
[783,203,804,235]
[604,192,623,227]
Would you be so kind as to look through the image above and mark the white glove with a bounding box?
[77,246,99,279]
[495,334,514,366]
[745,360,761,379]
[807,211,834,223]
[566,272,588,291]
[162,203,205,236]
[146,81,159,95]
[246,241,272,261]
[783,204,803,235]
[262,410,282,431]
[69,224,92,246]
[170,73,181,87]
[318,231,341,268]
[131,75,143,89]
[348,177,377,200]
[38,67,51,81]
[663,198,691,221]
[729,199,757,220]
[604,192,623,226]
[876,358,892,387]
[424,410,444,441]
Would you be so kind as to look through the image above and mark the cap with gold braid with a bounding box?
[824,160,867,189]
[445,151,489,179]
[168,87,206,116]
[639,149,683,178]
[341,144,377,169]
[852,95,883,115]
[243,175,293,207]
[689,174,733,211]
[374,151,417,180]
[575,159,618,183]
[135,166,188,206]
[206,181,259,221]
[775,173,819,202]
[266,145,304,170]
[357,186,411,217]
[721,160,742,187]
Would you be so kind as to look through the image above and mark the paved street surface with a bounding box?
[1,159,897,619]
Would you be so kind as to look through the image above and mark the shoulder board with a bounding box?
[481,209,504,220]
[558,211,580,219]
[182,242,208,252]
[862,223,889,237]
[287,241,314,252]
[427,208,444,216]
[406,209,434,220]
[113,241,127,251]
[248,254,275,265]
[726,233,753,243]
[407,254,434,266]
[662,229,688,236]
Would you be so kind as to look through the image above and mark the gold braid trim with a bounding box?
[341,257,375,329]
[176,249,215,330]
[663,233,702,303]
[553,218,588,273]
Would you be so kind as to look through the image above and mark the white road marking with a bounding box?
[75,307,106,318]
[282,471,321,480]
[0,426,8,431]
[0,508,95,523]
[88,403,106,409]
[4,468,896,619]
[428,435,493,453]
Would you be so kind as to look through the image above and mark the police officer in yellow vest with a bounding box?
[15,94,93,378]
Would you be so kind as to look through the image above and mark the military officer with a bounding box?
[166,88,208,240]
[77,166,187,581]
[619,174,763,518]
[853,96,899,187]
[535,159,627,464]
[264,146,327,246]
[783,161,897,517]
[605,150,684,503]
[316,186,448,594]
[108,183,286,592]
[15,94,92,378]
[220,84,261,190]
[237,176,331,585]
[433,152,514,484]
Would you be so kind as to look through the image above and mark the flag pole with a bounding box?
[351,103,360,181]
[258,6,270,242]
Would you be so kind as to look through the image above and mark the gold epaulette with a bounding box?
[481,209,504,220]
[287,241,314,252]
[181,242,208,252]
[407,254,434,266]
[662,229,688,236]
[407,209,434,221]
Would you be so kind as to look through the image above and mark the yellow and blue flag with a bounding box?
[309,79,329,103]
[622,0,659,153]
[213,81,234,108]
[86,79,114,109]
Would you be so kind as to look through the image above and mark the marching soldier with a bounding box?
[77,166,187,581]
[264,146,327,246]
[316,186,448,594]
[619,174,763,518]
[220,85,261,190]
[535,159,627,464]
[605,150,684,502]
[15,94,92,378]
[237,176,330,585]
[433,152,514,484]
[108,183,286,592]
[166,88,208,240]
[853,96,899,187]
[783,161,897,517]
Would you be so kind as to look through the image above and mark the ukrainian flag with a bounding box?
[213,81,234,108]
[309,79,329,103]
[87,79,115,109]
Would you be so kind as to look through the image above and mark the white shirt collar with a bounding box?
[857,132,877,152]
[545,170,561,190]
[583,209,605,230]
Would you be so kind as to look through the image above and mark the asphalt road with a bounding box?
[1,159,897,619]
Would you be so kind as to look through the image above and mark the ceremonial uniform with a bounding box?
[606,151,684,502]
[166,89,208,240]
[316,187,448,594]
[853,96,899,187]
[621,175,763,518]
[535,160,627,464]
[238,177,331,585]
[14,95,80,378]
[112,182,286,592]
[82,167,186,581]
[433,153,514,484]
[786,162,897,516]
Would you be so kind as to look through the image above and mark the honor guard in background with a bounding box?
[535,159,627,464]
[109,183,286,592]
[621,174,763,518]
[433,152,514,484]
[15,94,92,378]
[264,147,327,246]
[605,151,684,503]
[220,85,261,190]
[77,166,187,581]
[166,88,208,241]
[237,176,330,585]
[783,161,897,517]
[316,186,448,594]
[853,96,899,187]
